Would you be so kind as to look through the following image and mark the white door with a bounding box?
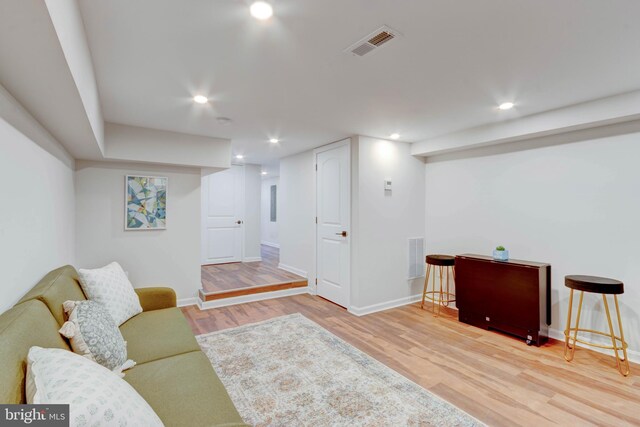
[201,165,244,265]
[316,142,350,308]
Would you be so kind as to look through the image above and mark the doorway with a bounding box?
[201,164,244,265]
[315,139,351,308]
[199,165,307,303]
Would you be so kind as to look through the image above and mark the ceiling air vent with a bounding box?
[345,26,401,57]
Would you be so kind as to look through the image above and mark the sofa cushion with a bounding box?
[119,307,200,364]
[17,265,86,325]
[0,300,70,404]
[124,351,246,427]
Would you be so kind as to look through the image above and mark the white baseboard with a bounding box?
[261,241,280,249]
[177,297,198,307]
[278,263,307,278]
[243,257,262,263]
[198,287,310,310]
[349,294,422,316]
[548,328,640,364]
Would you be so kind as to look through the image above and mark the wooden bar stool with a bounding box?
[564,275,630,376]
[421,255,456,317]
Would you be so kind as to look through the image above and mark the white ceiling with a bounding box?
[0,0,103,160]
[78,0,640,165]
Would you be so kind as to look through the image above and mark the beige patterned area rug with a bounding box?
[197,314,483,427]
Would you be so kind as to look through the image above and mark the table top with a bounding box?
[456,253,551,268]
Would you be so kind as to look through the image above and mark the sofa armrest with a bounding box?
[134,287,177,311]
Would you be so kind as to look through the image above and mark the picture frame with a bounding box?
[125,175,168,230]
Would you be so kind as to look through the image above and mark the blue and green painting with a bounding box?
[126,176,167,229]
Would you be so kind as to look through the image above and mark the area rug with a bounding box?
[196,314,483,426]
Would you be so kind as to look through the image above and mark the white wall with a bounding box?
[277,136,426,313]
[75,161,201,302]
[0,93,75,312]
[243,164,262,261]
[351,136,426,311]
[279,150,315,278]
[105,123,231,169]
[424,132,640,358]
[261,177,279,248]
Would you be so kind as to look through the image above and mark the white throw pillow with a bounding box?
[59,300,136,374]
[78,262,142,325]
[27,346,164,427]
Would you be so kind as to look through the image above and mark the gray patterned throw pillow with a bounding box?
[59,300,135,374]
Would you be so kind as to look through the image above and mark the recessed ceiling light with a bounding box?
[193,95,208,104]
[250,1,273,20]
[261,171,268,175]
[390,133,400,140]
[235,155,244,160]
[269,138,279,143]
[498,102,515,110]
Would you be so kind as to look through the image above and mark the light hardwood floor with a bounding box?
[201,245,305,294]
[181,295,640,427]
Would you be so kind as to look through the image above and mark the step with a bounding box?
[198,279,308,302]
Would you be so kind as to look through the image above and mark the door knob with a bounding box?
[335,231,348,237]
[236,220,243,225]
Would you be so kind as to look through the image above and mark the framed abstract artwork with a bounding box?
[125,175,167,230]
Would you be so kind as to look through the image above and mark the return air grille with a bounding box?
[408,237,425,280]
[351,43,375,56]
[345,26,401,57]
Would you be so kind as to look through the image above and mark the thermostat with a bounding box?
[384,180,392,191]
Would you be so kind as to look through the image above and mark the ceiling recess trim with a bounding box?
[344,25,401,57]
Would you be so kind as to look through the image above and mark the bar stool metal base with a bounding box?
[564,289,630,376]
[421,261,456,317]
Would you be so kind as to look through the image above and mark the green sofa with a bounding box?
[0,265,246,427]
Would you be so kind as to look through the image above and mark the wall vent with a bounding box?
[408,237,425,280]
[345,26,401,57]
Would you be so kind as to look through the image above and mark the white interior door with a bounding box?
[201,165,244,265]
[316,142,350,308]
